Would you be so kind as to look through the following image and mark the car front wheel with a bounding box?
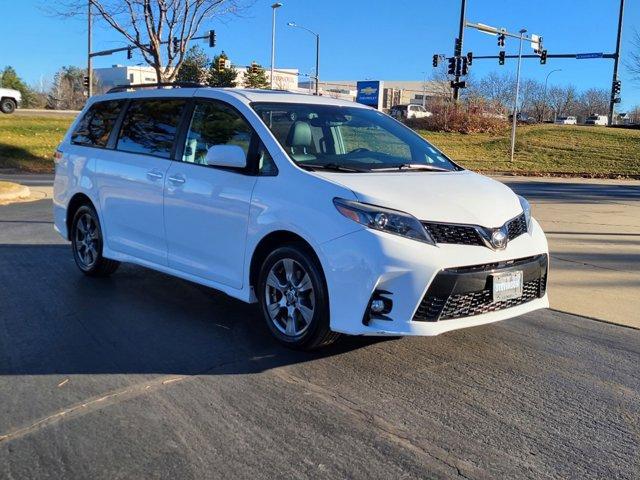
[71,205,120,277]
[0,98,16,114]
[258,245,339,350]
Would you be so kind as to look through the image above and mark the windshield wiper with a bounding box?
[371,163,451,172]
[299,163,369,173]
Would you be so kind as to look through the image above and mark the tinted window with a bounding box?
[182,101,252,165]
[71,100,124,147]
[117,99,186,158]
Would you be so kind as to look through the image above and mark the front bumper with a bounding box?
[319,218,549,336]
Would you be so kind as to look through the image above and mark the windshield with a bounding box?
[252,102,461,172]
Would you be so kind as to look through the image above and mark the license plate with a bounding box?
[492,271,523,302]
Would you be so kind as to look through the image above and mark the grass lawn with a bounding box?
[0,115,74,173]
[422,124,640,177]
[1,114,639,177]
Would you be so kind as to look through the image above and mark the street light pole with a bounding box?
[542,69,561,122]
[509,29,526,163]
[287,22,320,95]
[270,3,282,90]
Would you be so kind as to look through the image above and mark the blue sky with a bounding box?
[3,0,640,108]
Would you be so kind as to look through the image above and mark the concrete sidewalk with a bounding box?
[502,176,640,329]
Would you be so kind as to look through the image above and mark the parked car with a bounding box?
[53,85,549,349]
[585,114,608,126]
[390,104,432,120]
[508,112,537,124]
[555,116,577,125]
[0,88,21,114]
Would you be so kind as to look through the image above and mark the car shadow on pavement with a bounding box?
[0,244,394,377]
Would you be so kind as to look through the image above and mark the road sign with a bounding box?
[530,34,540,51]
[576,52,604,59]
[356,81,383,109]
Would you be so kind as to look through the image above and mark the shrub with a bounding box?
[406,98,508,134]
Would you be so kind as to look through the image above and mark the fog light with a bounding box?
[370,299,386,313]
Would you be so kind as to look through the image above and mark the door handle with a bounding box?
[147,170,164,180]
[168,175,186,185]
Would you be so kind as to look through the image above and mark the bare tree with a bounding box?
[576,88,609,118]
[547,85,578,119]
[628,29,640,83]
[51,1,243,82]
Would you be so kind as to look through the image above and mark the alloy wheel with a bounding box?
[74,213,99,268]
[264,258,315,337]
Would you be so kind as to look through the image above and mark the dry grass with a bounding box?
[422,124,640,177]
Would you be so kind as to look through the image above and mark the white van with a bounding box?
[53,85,549,349]
[585,114,608,126]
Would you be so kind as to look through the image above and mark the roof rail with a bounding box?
[106,82,204,94]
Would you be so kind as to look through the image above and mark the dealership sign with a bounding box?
[356,81,384,109]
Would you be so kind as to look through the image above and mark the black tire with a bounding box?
[1,98,16,114]
[257,244,339,350]
[71,204,120,277]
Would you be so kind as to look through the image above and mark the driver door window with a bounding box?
[182,101,252,165]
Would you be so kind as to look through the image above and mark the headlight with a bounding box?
[518,195,532,231]
[333,198,435,245]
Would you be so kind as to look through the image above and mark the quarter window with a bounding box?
[182,101,252,165]
[71,100,124,147]
[117,99,186,158]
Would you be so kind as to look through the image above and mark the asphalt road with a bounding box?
[1,197,639,479]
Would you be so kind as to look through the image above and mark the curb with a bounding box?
[0,182,31,202]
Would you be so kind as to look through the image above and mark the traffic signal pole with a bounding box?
[608,0,625,126]
[452,0,467,101]
[87,1,92,97]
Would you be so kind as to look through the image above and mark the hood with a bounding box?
[315,170,522,227]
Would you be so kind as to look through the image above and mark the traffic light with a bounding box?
[447,57,456,75]
[217,56,226,71]
[466,51,473,66]
[172,36,180,51]
[498,33,505,48]
[432,54,439,68]
[613,80,621,95]
[454,38,462,54]
[461,57,469,76]
[209,30,216,48]
[539,50,547,64]
[127,46,133,60]
[83,76,89,88]
[251,62,259,74]
[498,51,505,65]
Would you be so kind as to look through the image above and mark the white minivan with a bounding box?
[53,85,549,349]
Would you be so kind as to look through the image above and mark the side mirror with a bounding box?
[205,145,247,168]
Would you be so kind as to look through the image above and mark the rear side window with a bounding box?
[71,100,124,147]
[117,99,186,158]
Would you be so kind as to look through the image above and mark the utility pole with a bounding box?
[87,0,92,97]
[452,0,467,101]
[510,29,526,162]
[608,0,625,126]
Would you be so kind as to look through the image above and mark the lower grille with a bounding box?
[413,254,548,322]
[417,277,544,321]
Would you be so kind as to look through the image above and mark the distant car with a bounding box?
[390,104,432,120]
[508,112,537,124]
[555,116,577,125]
[0,88,21,114]
[585,114,608,126]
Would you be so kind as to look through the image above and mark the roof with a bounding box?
[92,86,368,109]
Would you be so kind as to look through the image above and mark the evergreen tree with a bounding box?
[0,66,36,107]
[207,52,238,88]
[244,63,269,89]
[175,46,209,84]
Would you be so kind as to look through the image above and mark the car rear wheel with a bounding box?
[258,245,339,350]
[0,98,16,114]
[71,205,120,277]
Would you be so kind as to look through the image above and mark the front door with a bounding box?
[163,100,258,288]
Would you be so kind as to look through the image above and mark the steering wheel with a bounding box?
[347,147,371,155]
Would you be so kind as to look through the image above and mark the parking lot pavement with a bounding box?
[503,177,640,328]
[1,197,640,479]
